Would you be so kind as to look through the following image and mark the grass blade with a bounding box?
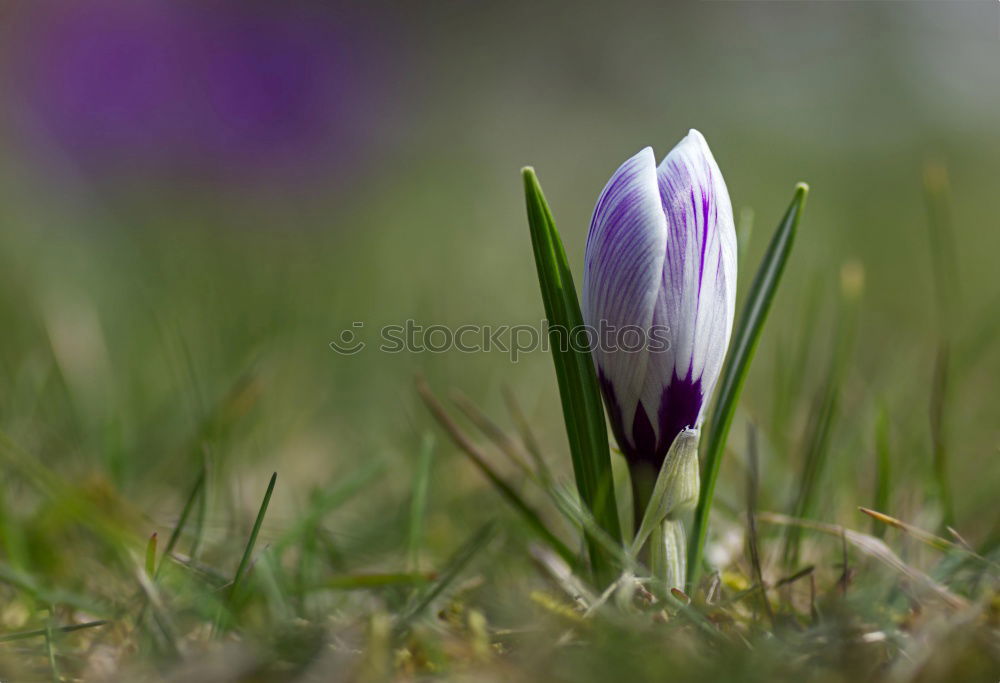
[451,390,537,482]
[285,462,385,608]
[145,533,157,578]
[923,163,961,328]
[0,563,109,616]
[549,484,635,576]
[781,358,839,567]
[688,183,808,585]
[276,460,384,553]
[228,472,277,605]
[872,405,892,538]
[408,433,435,571]
[137,467,208,635]
[924,163,959,530]
[190,452,209,560]
[135,567,182,657]
[325,572,435,590]
[502,385,553,485]
[418,378,578,569]
[44,614,59,683]
[859,507,997,569]
[157,466,206,577]
[395,521,495,634]
[782,260,861,568]
[0,620,108,644]
[770,277,822,448]
[522,167,620,583]
[745,422,774,628]
[929,344,954,530]
[759,511,967,610]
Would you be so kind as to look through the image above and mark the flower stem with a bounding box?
[652,518,687,591]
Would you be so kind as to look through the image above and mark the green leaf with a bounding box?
[522,167,621,584]
[687,183,808,586]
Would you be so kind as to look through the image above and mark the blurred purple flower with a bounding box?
[4,1,395,187]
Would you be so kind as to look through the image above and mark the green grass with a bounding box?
[690,183,808,584]
[0,173,996,682]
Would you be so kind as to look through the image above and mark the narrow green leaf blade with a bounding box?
[156,466,206,578]
[395,521,495,634]
[325,572,434,591]
[418,379,579,568]
[228,472,277,604]
[688,183,808,585]
[408,433,435,571]
[522,168,620,582]
[0,620,108,644]
[275,460,384,553]
[872,405,892,538]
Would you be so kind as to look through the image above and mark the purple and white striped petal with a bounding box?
[642,129,736,456]
[582,147,667,460]
[584,130,736,470]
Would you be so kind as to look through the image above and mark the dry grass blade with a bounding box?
[529,544,597,610]
[945,526,975,552]
[502,385,553,484]
[858,507,997,568]
[758,512,967,610]
[450,389,538,482]
[773,565,815,589]
[837,529,851,595]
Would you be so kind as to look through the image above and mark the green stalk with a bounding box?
[687,184,808,586]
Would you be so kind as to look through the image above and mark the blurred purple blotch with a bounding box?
[3,1,393,187]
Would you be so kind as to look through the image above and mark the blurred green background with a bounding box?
[0,0,997,597]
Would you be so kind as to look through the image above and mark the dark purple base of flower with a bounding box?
[598,368,702,522]
[598,369,702,470]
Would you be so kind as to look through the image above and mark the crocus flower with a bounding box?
[582,130,737,496]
